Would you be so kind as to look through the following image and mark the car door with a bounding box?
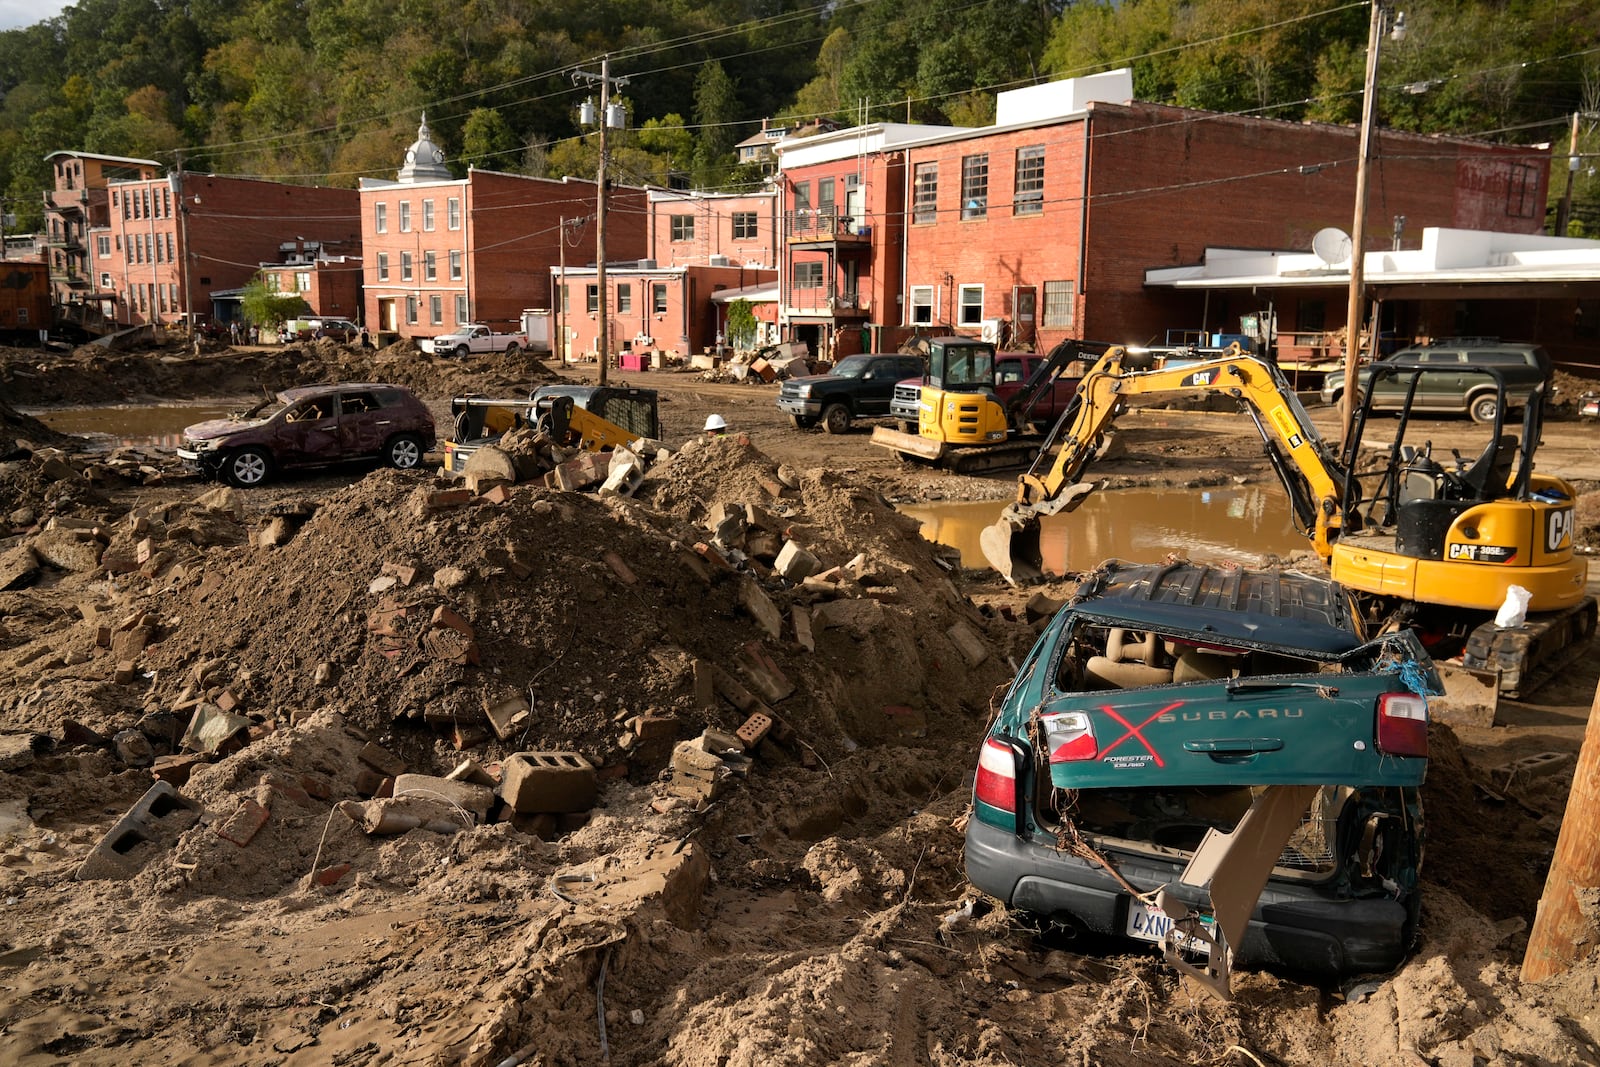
[277,395,341,467]
[337,390,386,457]
[856,358,900,415]
[1415,350,1465,411]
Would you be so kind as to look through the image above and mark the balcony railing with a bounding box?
[787,287,868,317]
[785,210,872,244]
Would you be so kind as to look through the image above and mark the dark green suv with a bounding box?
[965,560,1435,986]
[1321,338,1552,423]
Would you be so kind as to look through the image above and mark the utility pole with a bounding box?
[1556,112,1582,237]
[1341,2,1405,448]
[557,216,566,366]
[173,160,194,342]
[1522,678,1600,982]
[575,56,629,387]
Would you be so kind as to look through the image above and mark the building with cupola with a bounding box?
[358,114,648,350]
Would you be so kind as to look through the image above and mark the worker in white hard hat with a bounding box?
[704,413,728,438]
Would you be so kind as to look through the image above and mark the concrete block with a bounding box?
[393,773,494,822]
[601,448,644,496]
[358,742,407,778]
[546,451,607,492]
[737,577,783,639]
[946,621,990,667]
[76,781,203,881]
[774,541,820,582]
[499,751,598,814]
[671,740,725,783]
[791,606,815,653]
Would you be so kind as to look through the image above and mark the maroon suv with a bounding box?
[178,383,436,487]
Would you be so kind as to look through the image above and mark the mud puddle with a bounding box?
[901,485,1306,574]
[23,401,243,451]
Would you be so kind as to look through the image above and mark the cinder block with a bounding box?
[499,751,598,814]
[392,773,495,822]
[76,781,204,881]
[774,541,820,582]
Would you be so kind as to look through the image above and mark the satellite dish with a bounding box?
[1312,227,1352,267]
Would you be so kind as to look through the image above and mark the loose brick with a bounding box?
[216,798,270,847]
[736,711,773,750]
[427,488,475,510]
[314,863,352,886]
[739,641,794,703]
[358,742,407,778]
[603,551,638,585]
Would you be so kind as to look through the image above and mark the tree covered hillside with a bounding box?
[1,0,1597,233]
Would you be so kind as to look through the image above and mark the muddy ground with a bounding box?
[1,336,1599,1066]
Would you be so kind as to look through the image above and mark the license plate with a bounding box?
[1582,400,1599,418]
[1125,898,1215,952]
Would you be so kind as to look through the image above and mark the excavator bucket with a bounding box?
[980,483,1098,583]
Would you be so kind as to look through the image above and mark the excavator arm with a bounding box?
[982,345,1353,582]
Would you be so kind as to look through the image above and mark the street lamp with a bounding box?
[1341,2,1406,447]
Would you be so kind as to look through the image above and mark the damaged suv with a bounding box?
[965,560,1434,992]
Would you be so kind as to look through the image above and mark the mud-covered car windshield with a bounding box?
[239,396,292,420]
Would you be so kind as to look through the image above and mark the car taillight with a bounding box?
[1376,692,1429,758]
[974,737,1020,814]
[1043,711,1098,763]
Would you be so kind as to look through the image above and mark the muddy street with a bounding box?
[3,337,1600,1066]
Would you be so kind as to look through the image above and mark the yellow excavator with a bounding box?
[981,344,1595,699]
[443,384,661,473]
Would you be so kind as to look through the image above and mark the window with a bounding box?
[449,250,462,280]
[652,283,668,314]
[96,236,110,257]
[794,261,823,289]
[818,177,835,214]
[961,154,988,220]
[424,251,437,281]
[399,201,412,232]
[166,233,175,261]
[430,295,443,324]
[448,197,461,230]
[617,284,632,313]
[422,199,435,231]
[586,285,599,313]
[374,202,388,233]
[1297,298,1326,333]
[732,212,758,240]
[909,285,934,325]
[958,284,984,325]
[1042,280,1074,328]
[161,187,170,217]
[671,214,694,241]
[378,252,389,281]
[913,163,938,224]
[296,272,311,292]
[99,272,112,289]
[401,251,413,281]
[794,181,811,211]
[456,295,469,323]
[405,296,417,323]
[1014,146,1045,216]
[142,189,151,218]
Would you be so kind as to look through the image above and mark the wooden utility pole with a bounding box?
[596,54,611,386]
[557,216,566,366]
[1556,112,1581,238]
[1340,0,1385,448]
[1522,678,1600,982]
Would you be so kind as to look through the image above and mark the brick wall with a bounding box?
[650,191,780,268]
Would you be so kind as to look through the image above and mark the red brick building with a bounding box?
[42,151,162,328]
[100,173,360,328]
[0,260,52,342]
[551,263,777,363]
[257,250,363,324]
[774,70,1552,360]
[358,116,647,344]
[647,189,779,268]
[900,72,1550,355]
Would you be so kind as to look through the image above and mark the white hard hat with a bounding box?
[704,413,727,431]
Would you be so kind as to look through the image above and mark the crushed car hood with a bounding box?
[183,417,268,441]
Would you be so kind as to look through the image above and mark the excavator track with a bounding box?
[1460,596,1598,699]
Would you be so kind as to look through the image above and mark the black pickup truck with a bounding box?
[776,353,927,434]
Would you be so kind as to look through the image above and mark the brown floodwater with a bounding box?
[24,402,241,451]
[900,485,1308,575]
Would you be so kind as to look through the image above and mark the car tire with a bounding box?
[821,403,852,435]
[504,343,521,357]
[789,414,817,430]
[385,433,426,470]
[454,344,470,359]
[1468,392,1499,424]
[223,447,272,488]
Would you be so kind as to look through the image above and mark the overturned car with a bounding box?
[965,560,1436,995]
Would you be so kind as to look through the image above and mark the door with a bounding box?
[845,185,864,234]
[1013,285,1037,347]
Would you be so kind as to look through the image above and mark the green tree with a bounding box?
[692,60,739,188]
[726,298,757,350]
[461,107,520,171]
[239,275,311,328]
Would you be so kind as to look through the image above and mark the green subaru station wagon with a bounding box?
[965,560,1436,980]
[1321,338,1552,424]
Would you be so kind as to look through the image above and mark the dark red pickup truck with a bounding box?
[890,352,1079,430]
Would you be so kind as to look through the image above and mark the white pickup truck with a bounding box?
[421,324,527,358]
